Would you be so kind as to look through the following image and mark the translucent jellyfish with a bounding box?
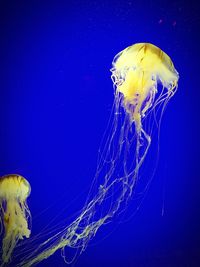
[0,174,31,265]
[14,43,178,267]
[110,42,179,167]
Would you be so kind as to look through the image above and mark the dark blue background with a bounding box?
[0,1,199,266]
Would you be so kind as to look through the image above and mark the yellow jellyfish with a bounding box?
[111,43,178,126]
[111,42,179,171]
[13,43,178,267]
[0,174,31,265]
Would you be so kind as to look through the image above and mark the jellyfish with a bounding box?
[13,43,178,267]
[110,43,178,172]
[0,174,31,265]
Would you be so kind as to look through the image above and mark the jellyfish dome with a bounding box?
[111,43,179,125]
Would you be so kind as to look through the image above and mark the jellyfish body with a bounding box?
[0,174,31,264]
[15,43,178,267]
[111,42,179,171]
[111,43,179,133]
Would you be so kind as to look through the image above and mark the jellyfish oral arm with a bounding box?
[1,200,30,263]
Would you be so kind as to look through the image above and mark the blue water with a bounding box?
[0,1,199,266]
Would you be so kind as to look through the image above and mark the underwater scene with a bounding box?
[0,1,199,266]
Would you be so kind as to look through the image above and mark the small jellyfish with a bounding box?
[0,174,31,264]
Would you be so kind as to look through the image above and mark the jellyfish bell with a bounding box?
[0,174,31,200]
[111,43,179,130]
[0,174,31,264]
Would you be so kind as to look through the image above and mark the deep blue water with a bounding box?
[0,1,200,266]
